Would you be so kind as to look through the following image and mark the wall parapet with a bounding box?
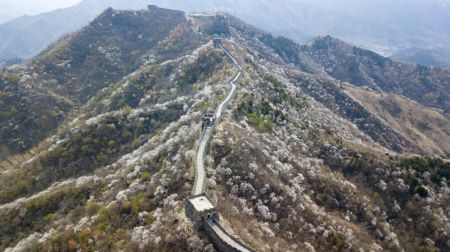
[205,219,255,252]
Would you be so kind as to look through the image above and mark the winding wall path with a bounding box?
[191,41,255,252]
[192,43,242,196]
[206,219,254,252]
[193,126,213,195]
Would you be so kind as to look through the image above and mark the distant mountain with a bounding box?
[0,3,25,24]
[300,36,450,114]
[238,32,450,115]
[149,0,450,68]
[1,0,450,68]
[0,1,78,24]
[0,0,151,61]
[0,9,13,24]
[391,47,450,69]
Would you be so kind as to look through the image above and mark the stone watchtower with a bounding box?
[185,194,219,230]
[148,5,158,12]
[213,38,222,48]
[202,112,215,129]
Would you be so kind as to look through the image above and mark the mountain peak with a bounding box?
[309,35,351,50]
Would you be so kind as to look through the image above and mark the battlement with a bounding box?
[185,194,219,230]
[213,38,222,47]
[202,112,216,129]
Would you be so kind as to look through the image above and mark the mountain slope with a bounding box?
[0,6,194,159]
[345,85,450,156]
[301,36,450,114]
[2,0,450,68]
[391,46,450,69]
[0,6,449,252]
[0,0,152,62]
[252,34,450,115]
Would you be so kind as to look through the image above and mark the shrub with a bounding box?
[141,172,151,183]
[248,112,273,133]
[129,192,148,214]
[85,201,98,215]
[98,222,109,231]
[0,171,33,204]
[43,213,55,222]
[416,186,429,198]
[68,239,78,250]
[400,156,450,187]
[147,212,155,225]
[263,74,306,110]
[6,74,20,84]
[332,233,344,248]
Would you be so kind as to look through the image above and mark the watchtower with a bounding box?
[148,5,158,12]
[213,38,222,48]
[186,194,219,230]
[202,111,215,129]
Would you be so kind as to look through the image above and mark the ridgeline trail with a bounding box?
[189,40,255,252]
[192,42,242,196]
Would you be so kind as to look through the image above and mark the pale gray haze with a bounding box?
[0,0,450,67]
[0,0,81,23]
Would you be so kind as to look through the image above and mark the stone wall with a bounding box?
[204,220,256,252]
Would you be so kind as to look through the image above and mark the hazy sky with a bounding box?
[0,0,82,15]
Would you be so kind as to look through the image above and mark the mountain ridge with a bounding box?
[0,0,152,62]
[1,0,450,68]
[0,6,449,252]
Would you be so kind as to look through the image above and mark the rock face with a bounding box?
[0,6,449,252]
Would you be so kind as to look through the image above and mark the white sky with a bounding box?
[0,0,82,15]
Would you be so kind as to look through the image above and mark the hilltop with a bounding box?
[0,0,152,63]
[2,0,450,68]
